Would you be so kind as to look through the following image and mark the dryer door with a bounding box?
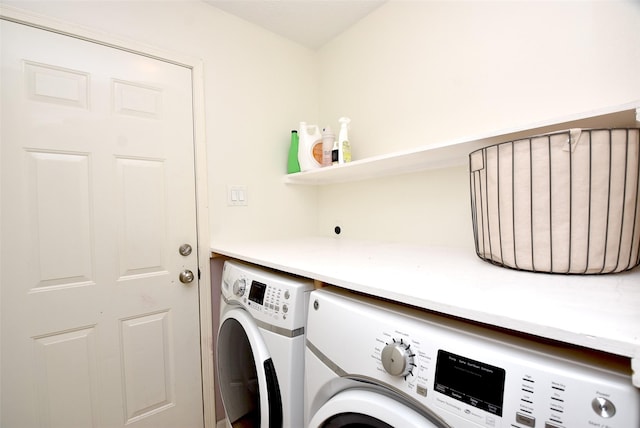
[217,307,282,428]
[308,389,447,428]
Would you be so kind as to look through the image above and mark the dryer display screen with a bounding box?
[249,281,267,305]
[434,350,505,416]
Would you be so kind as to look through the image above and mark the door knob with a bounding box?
[179,269,194,284]
[179,244,192,256]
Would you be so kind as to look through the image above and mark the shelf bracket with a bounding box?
[633,355,640,389]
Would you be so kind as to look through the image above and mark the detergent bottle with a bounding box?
[298,122,323,171]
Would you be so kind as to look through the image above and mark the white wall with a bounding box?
[2,0,320,244]
[316,0,640,249]
[4,0,640,251]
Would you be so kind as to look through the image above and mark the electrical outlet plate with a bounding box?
[227,185,248,206]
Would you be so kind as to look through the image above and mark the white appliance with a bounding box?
[217,260,314,427]
[305,287,640,428]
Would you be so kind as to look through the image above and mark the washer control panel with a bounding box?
[370,325,637,428]
[308,288,640,428]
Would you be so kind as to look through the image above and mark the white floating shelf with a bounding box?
[284,102,640,185]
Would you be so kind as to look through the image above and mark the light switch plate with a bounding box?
[227,185,248,206]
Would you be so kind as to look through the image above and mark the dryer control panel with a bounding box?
[222,260,314,331]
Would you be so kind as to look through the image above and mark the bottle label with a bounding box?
[312,139,323,164]
[342,140,351,163]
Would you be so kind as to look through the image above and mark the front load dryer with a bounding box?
[305,287,640,428]
[217,260,314,427]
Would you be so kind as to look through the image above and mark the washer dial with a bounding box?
[381,338,416,379]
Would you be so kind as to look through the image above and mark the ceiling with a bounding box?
[204,0,387,50]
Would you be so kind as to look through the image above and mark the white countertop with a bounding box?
[211,237,640,385]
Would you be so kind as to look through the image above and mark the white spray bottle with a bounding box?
[337,117,351,164]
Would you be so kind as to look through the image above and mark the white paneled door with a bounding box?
[1,19,204,427]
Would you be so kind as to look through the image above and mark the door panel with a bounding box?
[25,60,90,108]
[27,150,94,289]
[33,326,100,428]
[120,311,173,423]
[116,157,167,278]
[1,19,203,428]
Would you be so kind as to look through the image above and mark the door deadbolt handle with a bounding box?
[179,244,192,256]
[179,270,194,284]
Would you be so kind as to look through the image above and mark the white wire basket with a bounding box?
[469,128,640,274]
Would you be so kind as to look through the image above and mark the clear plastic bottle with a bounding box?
[321,127,335,167]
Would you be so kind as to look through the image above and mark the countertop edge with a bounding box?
[211,237,640,360]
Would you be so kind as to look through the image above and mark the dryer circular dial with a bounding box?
[381,339,415,378]
[591,396,616,418]
[233,278,246,297]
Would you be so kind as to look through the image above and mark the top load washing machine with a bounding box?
[305,287,640,428]
[217,260,314,427]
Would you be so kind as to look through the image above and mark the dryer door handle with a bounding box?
[217,308,278,427]
[219,308,271,357]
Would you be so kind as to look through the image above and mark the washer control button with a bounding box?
[416,385,428,397]
[515,413,535,427]
[591,397,616,418]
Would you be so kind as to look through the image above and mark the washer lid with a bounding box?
[308,389,448,428]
